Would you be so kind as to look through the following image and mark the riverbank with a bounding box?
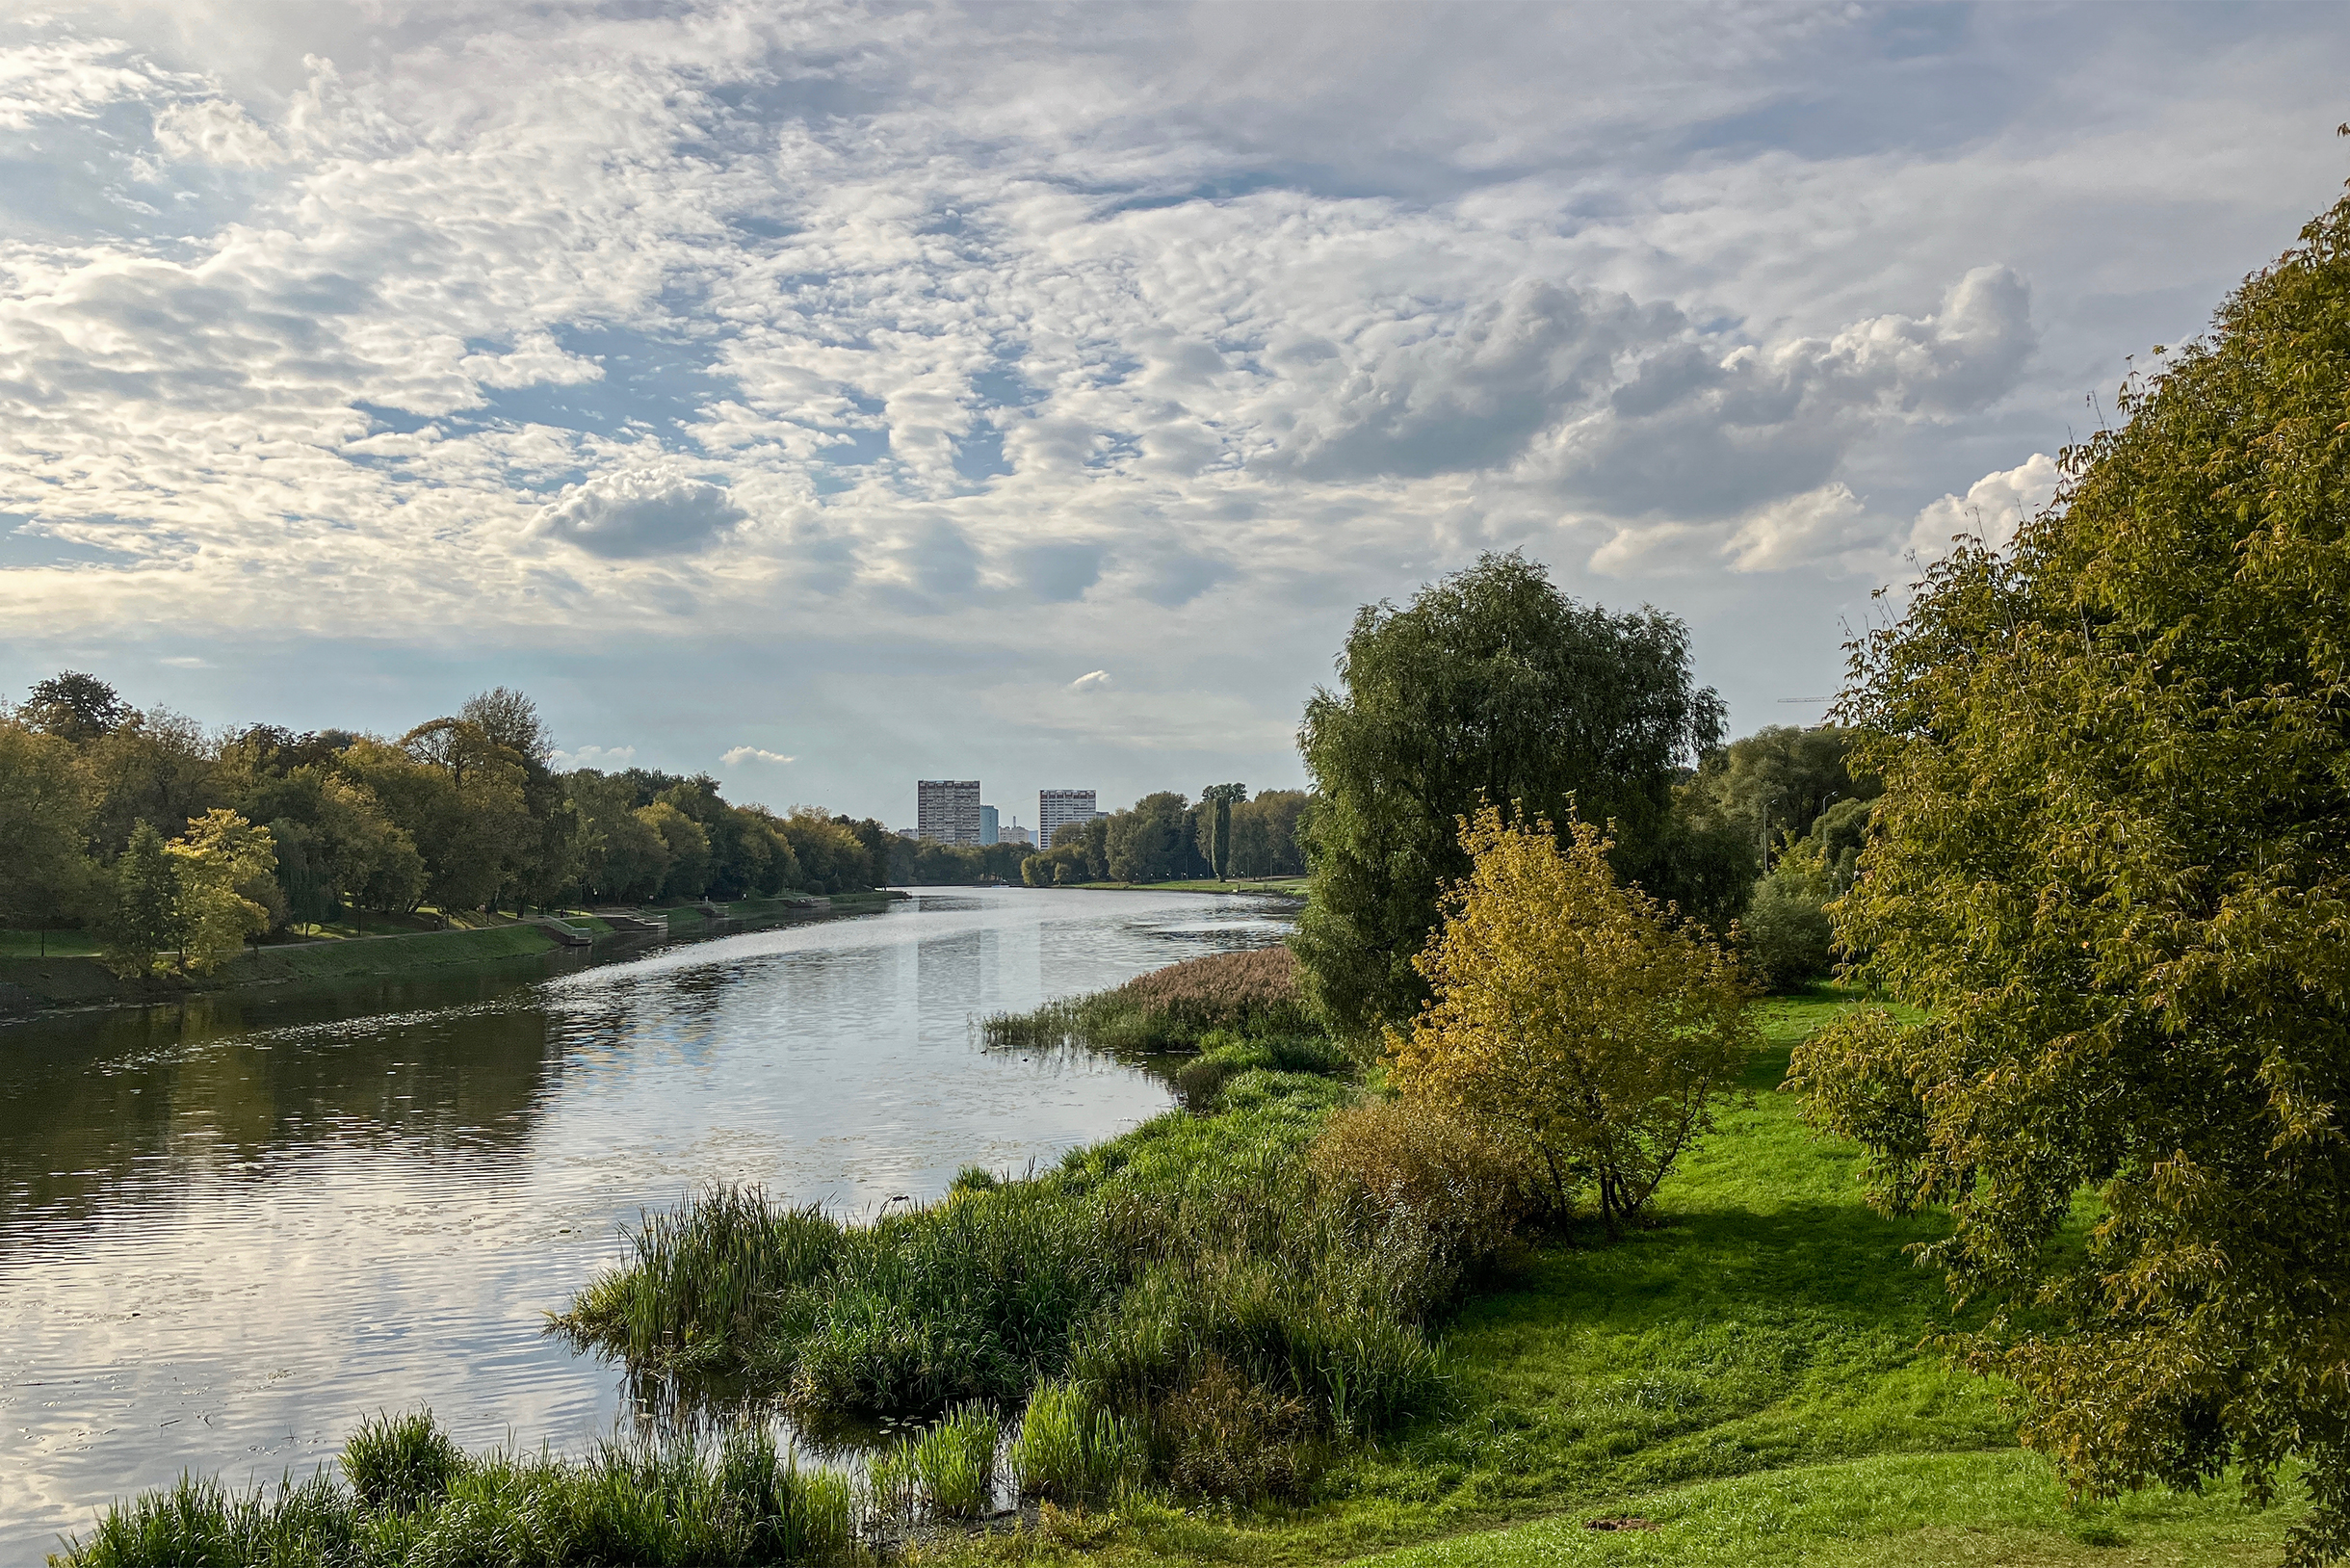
[0,891,907,1019]
[40,974,2302,1567]
[908,989,2299,1567]
[0,924,563,1017]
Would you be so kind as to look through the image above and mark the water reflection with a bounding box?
[0,887,1291,1565]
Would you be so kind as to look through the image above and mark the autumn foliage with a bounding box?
[1388,805,1757,1228]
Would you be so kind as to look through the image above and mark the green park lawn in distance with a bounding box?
[1073,877,1310,896]
[0,928,100,958]
[933,989,2298,1568]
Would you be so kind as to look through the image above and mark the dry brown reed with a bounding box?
[1112,946,1305,1033]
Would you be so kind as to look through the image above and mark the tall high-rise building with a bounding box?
[917,779,982,844]
[979,804,1000,846]
[1039,789,1097,849]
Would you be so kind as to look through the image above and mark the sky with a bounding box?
[1,2,2345,830]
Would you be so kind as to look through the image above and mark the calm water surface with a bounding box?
[0,886,1293,1564]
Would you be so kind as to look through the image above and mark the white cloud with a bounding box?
[1068,670,1114,693]
[0,36,179,129]
[0,1,2340,806]
[533,470,747,559]
[1905,453,2063,562]
[459,332,605,392]
[1723,484,1888,575]
[720,745,796,766]
[551,744,635,770]
[151,96,281,166]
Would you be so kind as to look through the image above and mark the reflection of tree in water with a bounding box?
[0,972,561,1251]
[604,1359,881,1473]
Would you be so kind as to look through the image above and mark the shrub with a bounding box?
[1161,1356,1315,1502]
[341,1409,465,1512]
[1743,865,1833,990]
[1310,1098,1553,1284]
[1390,805,1759,1230]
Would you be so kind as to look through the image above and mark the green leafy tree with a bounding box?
[1197,783,1245,879]
[636,801,712,901]
[0,719,98,930]
[1680,723,1876,876]
[389,719,533,910]
[97,822,181,977]
[1792,188,2350,1567]
[1107,792,1196,882]
[17,670,130,743]
[168,809,277,972]
[1229,789,1310,878]
[83,709,222,858]
[1295,551,1726,1034]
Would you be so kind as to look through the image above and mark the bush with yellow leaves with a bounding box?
[1388,804,1757,1231]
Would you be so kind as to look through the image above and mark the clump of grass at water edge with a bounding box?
[53,1414,855,1568]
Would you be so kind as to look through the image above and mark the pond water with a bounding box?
[0,886,1294,1565]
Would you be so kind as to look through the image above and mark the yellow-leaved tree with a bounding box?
[168,809,278,973]
[1388,805,1757,1231]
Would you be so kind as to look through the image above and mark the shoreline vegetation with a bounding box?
[48,951,2298,1568]
[0,891,908,1019]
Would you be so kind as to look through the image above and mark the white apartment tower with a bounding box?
[917,779,982,845]
[1038,789,1097,849]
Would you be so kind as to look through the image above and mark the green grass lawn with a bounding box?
[928,990,2298,1567]
[0,928,99,959]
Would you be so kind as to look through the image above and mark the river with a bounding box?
[0,886,1295,1565]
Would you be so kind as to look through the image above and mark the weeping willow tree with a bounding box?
[1794,184,2350,1564]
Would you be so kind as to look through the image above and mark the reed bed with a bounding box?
[54,1417,855,1568]
[979,946,1313,1054]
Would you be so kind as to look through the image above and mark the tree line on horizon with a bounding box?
[1019,787,1312,886]
[0,680,899,973]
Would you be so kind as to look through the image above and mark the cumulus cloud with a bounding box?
[1723,483,1887,574]
[0,1,2337,785]
[459,332,605,391]
[1276,280,1662,481]
[720,745,796,766]
[1905,453,2063,561]
[533,471,747,559]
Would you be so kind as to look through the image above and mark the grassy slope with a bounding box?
[934,992,2296,1567]
[0,924,558,1009]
